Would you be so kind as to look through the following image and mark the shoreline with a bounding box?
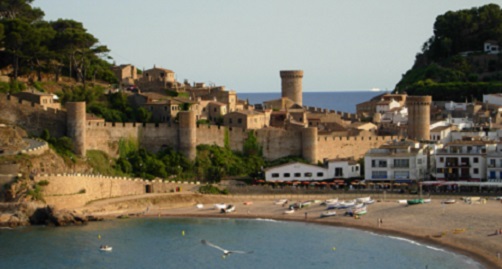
[82,194,502,269]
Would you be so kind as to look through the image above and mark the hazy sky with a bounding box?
[34,1,496,93]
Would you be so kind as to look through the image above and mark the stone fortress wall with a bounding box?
[1,93,398,162]
[34,174,200,209]
[0,95,67,137]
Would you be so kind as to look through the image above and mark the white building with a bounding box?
[430,126,452,143]
[380,107,408,124]
[327,159,361,179]
[265,162,329,182]
[364,140,429,182]
[434,138,497,181]
[486,143,502,182]
[483,93,502,106]
[376,99,401,114]
[264,160,360,182]
[484,41,500,54]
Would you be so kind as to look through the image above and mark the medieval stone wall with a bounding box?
[257,128,303,160]
[317,134,400,161]
[86,122,140,157]
[0,95,66,137]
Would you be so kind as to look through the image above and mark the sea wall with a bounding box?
[34,174,200,209]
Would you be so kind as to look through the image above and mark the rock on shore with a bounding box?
[0,202,89,227]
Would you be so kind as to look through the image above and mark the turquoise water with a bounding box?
[0,218,483,269]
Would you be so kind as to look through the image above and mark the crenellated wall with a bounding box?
[0,95,67,137]
[35,174,200,209]
[86,122,140,157]
[317,134,400,161]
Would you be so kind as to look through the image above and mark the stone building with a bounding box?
[13,90,60,110]
[112,64,137,87]
[224,110,268,130]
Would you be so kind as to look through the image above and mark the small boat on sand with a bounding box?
[356,197,371,203]
[443,199,456,204]
[275,199,288,205]
[214,203,226,210]
[320,211,337,218]
[363,199,375,205]
[220,205,235,213]
[407,199,424,205]
[100,245,112,252]
[284,208,295,214]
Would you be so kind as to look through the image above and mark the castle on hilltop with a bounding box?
[0,69,430,164]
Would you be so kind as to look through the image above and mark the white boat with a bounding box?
[346,206,367,216]
[397,199,407,204]
[353,203,365,209]
[196,204,204,209]
[220,204,235,213]
[99,245,112,252]
[284,208,295,214]
[363,199,375,205]
[327,200,355,210]
[322,198,339,206]
[274,199,288,205]
[214,203,226,210]
[423,198,432,203]
[356,196,371,203]
[320,211,337,218]
[443,199,456,204]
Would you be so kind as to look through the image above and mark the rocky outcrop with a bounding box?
[29,206,88,226]
[0,202,89,227]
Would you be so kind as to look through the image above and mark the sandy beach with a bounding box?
[80,193,502,269]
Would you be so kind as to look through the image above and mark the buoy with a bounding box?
[332,247,336,251]
[98,234,101,240]
[182,230,185,236]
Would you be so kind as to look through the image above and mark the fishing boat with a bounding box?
[320,211,337,218]
[274,199,288,205]
[423,198,432,203]
[443,199,456,204]
[363,199,375,205]
[220,205,235,213]
[321,198,339,206]
[356,196,371,203]
[284,208,295,214]
[407,199,424,205]
[99,245,113,252]
[346,206,367,216]
[214,203,226,210]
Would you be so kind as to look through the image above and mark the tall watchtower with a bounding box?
[66,102,87,157]
[406,96,432,141]
[178,110,196,161]
[280,70,303,106]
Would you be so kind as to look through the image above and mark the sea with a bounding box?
[0,218,482,269]
[238,91,384,113]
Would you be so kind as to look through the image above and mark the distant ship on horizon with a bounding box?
[370,88,381,92]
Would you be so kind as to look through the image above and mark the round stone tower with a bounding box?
[302,127,318,164]
[178,110,196,161]
[406,96,432,141]
[66,102,87,157]
[280,70,303,106]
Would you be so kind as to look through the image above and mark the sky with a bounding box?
[34,0,497,93]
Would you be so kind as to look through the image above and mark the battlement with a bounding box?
[406,96,432,105]
[317,134,399,142]
[280,70,304,78]
[304,106,358,120]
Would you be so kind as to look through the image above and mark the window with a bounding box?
[271,173,279,178]
[294,173,301,177]
[436,168,444,173]
[214,108,217,112]
[439,157,444,163]
[284,173,291,178]
[393,159,409,168]
[372,160,387,167]
[317,172,324,177]
[371,171,387,179]
[304,172,312,177]
[335,168,343,177]
[473,157,479,163]
[238,118,242,124]
[394,171,409,179]
[229,119,233,124]
[473,168,479,174]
